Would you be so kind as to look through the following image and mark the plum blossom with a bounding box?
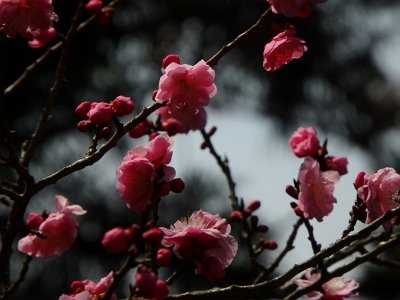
[59,272,116,300]
[297,157,340,221]
[295,269,359,300]
[263,25,307,72]
[0,0,58,47]
[116,134,176,213]
[18,195,86,257]
[267,0,326,18]
[155,56,217,134]
[160,210,238,281]
[289,127,320,158]
[357,167,400,230]
[134,268,169,300]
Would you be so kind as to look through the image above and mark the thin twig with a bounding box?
[3,256,32,299]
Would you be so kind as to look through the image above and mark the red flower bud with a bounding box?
[230,210,243,222]
[142,228,163,246]
[286,185,299,199]
[162,54,180,69]
[157,248,172,267]
[75,101,92,118]
[169,178,185,193]
[246,200,261,213]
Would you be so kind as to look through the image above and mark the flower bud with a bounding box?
[111,95,135,116]
[294,206,304,217]
[353,171,366,190]
[162,54,180,69]
[26,212,44,231]
[264,239,278,250]
[101,227,133,254]
[286,185,299,199]
[169,178,185,193]
[75,101,91,118]
[157,248,172,267]
[250,215,259,228]
[76,120,91,132]
[246,200,261,213]
[230,210,243,222]
[85,0,102,14]
[87,102,113,125]
[142,228,163,246]
[257,225,269,233]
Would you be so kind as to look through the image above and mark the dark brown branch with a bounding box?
[2,256,32,300]
[206,8,271,67]
[33,102,163,194]
[168,207,400,299]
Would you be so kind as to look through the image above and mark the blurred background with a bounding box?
[2,0,400,299]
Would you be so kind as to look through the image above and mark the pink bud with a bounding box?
[128,120,153,138]
[289,127,320,158]
[162,54,180,69]
[264,239,278,250]
[135,268,157,295]
[163,119,181,136]
[111,95,135,116]
[286,185,299,199]
[85,0,103,14]
[230,210,243,222]
[152,280,169,299]
[149,132,159,140]
[76,120,91,132]
[75,101,92,118]
[101,227,132,254]
[142,228,163,246]
[294,206,304,217]
[208,126,217,136]
[26,213,44,231]
[169,178,185,193]
[87,102,113,125]
[246,200,261,213]
[250,215,259,228]
[353,171,366,190]
[157,248,172,267]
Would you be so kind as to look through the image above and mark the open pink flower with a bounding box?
[0,0,58,47]
[155,57,217,134]
[357,167,400,230]
[59,272,116,300]
[267,0,326,18]
[160,210,238,281]
[116,134,176,213]
[289,127,320,158]
[297,157,340,221]
[263,25,307,72]
[295,269,359,300]
[18,195,86,257]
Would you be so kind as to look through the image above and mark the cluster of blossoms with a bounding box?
[0,0,58,48]
[154,54,217,134]
[59,272,116,300]
[286,127,348,221]
[262,0,326,72]
[75,95,135,133]
[160,210,238,282]
[295,269,359,300]
[18,195,86,257]
[116,134,184,213]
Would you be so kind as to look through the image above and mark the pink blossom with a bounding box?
[0,0,58,47]
[289,127,320,158]
[295,269,359,300]
[59,272,116,300]
[162,54,180,69]
[324,156,348,175]
[155,58,217,133]
[263,26,307,72]
[357,167,400,230]
[267,0,326,18]
[18,195,86,257]
[297,157,340,221]
[87,102,113,125]
[160,210,238,281]
[134,268,169,300]
[111,95,134,116]
[116,134,176,213]
[101,227,133,254]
